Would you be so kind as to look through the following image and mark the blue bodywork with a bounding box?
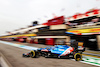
[38,45,73,56]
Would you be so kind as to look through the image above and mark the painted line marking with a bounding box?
[0,41,38,50]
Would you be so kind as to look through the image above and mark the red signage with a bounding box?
[47,16,64,26]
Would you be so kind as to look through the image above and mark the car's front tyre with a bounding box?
[29,50,40,58]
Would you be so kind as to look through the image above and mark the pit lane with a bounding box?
[0,41,98,67]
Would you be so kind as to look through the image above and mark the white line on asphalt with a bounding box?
[80,61,100,67]
[0,41,39,50]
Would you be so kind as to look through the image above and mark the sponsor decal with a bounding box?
[90,29,100,32]
[41,49,48,52]
[68,28,100,33]
[60,47,74,56]
[71,31,80,33]
[78,48,84,50]
[59,49,64,51]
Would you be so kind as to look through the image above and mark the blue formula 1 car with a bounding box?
[23,45,85,61]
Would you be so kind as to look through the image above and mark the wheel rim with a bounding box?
[76,55,81,61]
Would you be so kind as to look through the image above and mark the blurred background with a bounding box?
[0,0,100,67]
[0,0,100,35]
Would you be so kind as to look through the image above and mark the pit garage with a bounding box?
[71,35,98,50]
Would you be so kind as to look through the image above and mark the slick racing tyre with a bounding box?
[29,51,35,58]
[29,51,40,58]
[74,53,82,61]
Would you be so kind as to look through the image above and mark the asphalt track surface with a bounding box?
[0,42,97,67]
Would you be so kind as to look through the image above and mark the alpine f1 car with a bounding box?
[23,45,85,61]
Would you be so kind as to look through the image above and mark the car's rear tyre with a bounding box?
[74,53,82,61]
